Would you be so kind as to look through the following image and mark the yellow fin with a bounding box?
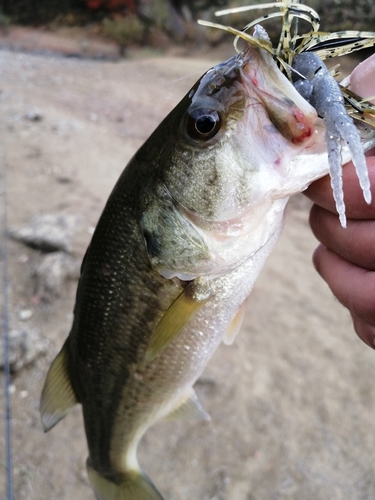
[222,300,247,346]
[87,460,165,500]
[145,287,207,362]
[40,341,78,432]
[165,389,210,421]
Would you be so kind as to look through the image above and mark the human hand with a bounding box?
[305,53,375,349]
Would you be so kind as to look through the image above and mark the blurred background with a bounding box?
[0,0,375,58]
[1,1,375,499]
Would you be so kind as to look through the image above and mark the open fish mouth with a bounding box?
[239,30,317,147]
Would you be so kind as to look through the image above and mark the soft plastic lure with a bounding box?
[199,0,375,226]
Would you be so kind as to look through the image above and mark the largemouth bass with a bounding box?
[40,26,375,500]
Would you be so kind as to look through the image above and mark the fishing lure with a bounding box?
[199,0,375,226]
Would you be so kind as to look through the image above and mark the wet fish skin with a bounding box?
[40,34,371,499]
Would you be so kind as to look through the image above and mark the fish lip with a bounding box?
[189,53,244,103]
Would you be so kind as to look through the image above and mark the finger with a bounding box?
[304,158,375,218]
[313,245,375,326]
[309,205,375,270]
[350,312,375,350]
[349,52,375,104]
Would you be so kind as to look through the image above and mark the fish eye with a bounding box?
[186,108,221,141]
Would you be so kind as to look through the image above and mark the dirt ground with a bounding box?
[1,29,375,500]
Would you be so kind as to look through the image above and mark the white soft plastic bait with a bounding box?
[292,52,372,227]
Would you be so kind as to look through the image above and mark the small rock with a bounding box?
[24,111,43,122]
[18,309,33,321]
[8,213,82,252]
[0,326,49,373]
[33,251,80,300]
[56,176,72,184]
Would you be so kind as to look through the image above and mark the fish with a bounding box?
[40,22,375,500]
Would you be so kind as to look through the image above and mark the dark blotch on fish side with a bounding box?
[143,230,162,258]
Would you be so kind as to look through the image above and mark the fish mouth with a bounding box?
[239,41,317,146]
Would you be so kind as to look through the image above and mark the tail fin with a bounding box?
[87,461,165,500]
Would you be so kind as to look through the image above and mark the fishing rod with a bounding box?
[1,123,13,499]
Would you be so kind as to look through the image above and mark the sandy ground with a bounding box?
[1,36,375,500]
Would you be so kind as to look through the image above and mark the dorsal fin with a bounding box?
[40,341,78,432]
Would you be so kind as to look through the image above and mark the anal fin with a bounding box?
[165,389,210,422]
[40,340,78,432]
[222,300,247,346]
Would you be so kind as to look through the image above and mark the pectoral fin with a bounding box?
[222,300,247,346]
[165,389,210,421]
[40,341,78,432]
[145,286,207,362]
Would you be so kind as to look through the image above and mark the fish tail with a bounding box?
[87,460,165,500]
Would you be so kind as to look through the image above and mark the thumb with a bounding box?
[349,53,375,102]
